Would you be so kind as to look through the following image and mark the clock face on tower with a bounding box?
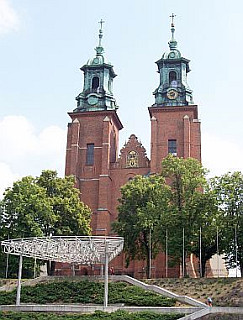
[88,95,98,105]
[167,89,178,100]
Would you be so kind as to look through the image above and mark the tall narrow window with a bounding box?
[110,132,116,163]
[168,139,177,155]
[169,71,177,87]
[92,77,99,90]
[86,143,94,165]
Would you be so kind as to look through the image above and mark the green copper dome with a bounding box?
[162,48,181,60]
[87,54,107,66]
[86,36,112,67]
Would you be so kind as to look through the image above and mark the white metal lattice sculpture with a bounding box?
[1,236,124,307]
[1,236,124,264]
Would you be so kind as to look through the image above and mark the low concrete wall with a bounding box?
[210,307,243,314]
[175,307,243,320]
[0,304,117,313]
[0,304,200,315]
[122,306,200,314]
[178,308,210,320]
[2,304,243,319]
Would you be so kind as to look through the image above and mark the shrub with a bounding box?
[0,311,184,320]
[0,280,176,307]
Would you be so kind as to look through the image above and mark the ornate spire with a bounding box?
[169,13,177,50]
[153,14,193,106]
[75,20,118,112]
[96,19,105,56]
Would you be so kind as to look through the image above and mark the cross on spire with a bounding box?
[170,13,176,27]
[98,19,105,48]
[169,13,177,49]
[99,19,105,31]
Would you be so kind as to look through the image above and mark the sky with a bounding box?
[0,0,243,197]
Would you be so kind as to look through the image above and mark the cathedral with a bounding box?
[61,17,201,278]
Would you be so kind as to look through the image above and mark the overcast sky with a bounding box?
[0,0,243,197]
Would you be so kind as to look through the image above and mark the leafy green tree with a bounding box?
[210,171,243,276]
[113,175,170,278]
[36,170,91,237]
[114,155,219,278]
[189,189,222,277]
[0,176,52,278]
[160,154,210,276]
[0,170,91,277]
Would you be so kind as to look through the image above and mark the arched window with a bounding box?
[169,71,177,86]
[92,77,99,90]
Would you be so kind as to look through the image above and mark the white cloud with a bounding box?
[202,132,243,177]
[0,162,19,198]
[0,115,66,197]
[0,116,36,159]
[0,0,19,34]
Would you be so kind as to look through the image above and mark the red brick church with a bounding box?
[62,17,201,278]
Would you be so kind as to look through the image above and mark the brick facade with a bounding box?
[61,101,201,278]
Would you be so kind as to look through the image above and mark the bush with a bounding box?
[0,280,176,307]
[0,310,184,320]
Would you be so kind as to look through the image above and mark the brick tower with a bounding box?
[65,21,123,236]
[64,17,201,278]
[150,14,201,173]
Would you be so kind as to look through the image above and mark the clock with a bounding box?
[167,89,178,100]
[88,95,98,105]
[169,52,175,59]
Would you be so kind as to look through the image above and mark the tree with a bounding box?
[114,155,219,278]
[210,171,243,276]
[189,189,222,277]
[113,175,170,278]
[160,154,211,276]
[0,170,91,277]
[36,170,91,237]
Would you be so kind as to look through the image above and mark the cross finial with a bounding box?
[99,19,105,31]
[170,13,176,27]
[98,19,105,48]
[169,13,177,48]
